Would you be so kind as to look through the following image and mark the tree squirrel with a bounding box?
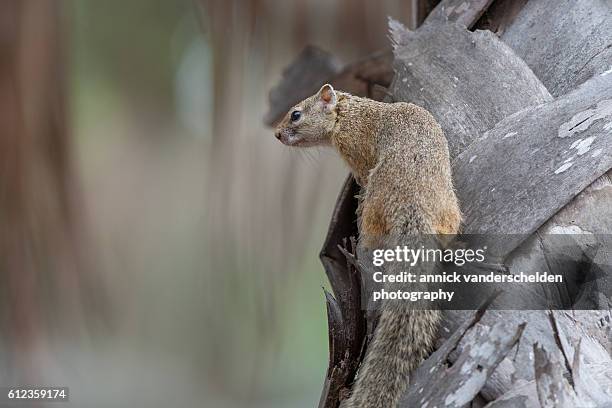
[275,84,461,407]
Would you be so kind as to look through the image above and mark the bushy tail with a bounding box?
[342,227,442,408]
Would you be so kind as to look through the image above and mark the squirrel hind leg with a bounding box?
[359,198,390,249]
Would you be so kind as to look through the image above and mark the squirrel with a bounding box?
[275,84,462,407]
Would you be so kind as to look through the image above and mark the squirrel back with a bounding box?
[276,84,461,407]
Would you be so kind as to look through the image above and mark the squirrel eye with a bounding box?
[290,110,301,122]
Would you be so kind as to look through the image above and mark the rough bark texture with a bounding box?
[423,0,494,28]
[392,5,612,404]
[318,178,364,408]
[502,0,612,97]
[390,21,552,158]
[399,299,525,408]
[453,75,612,244]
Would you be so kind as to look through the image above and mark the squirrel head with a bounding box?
[275,84,338,147]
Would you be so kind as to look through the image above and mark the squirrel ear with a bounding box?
[318,84,337,106]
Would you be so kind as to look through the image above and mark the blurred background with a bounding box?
[0,1,416,406]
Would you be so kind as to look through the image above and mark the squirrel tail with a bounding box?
[342,222,442,408]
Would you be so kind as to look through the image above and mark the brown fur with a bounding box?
[276,84,462,407]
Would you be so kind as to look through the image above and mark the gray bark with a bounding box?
[453,74,612,244]
[423,0,494,28]
[399,302,525,408]
[502,0,612,97]
[390,21,552,157]
[388,12,612,405]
